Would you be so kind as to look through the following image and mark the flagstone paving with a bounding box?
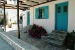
[0,36,14,50]
[6,30,67,50]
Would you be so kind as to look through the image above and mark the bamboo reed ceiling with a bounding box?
[0,0,56,10]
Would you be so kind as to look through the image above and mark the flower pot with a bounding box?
[8,25,11,28]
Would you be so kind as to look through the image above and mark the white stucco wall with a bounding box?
[23,10,31,27]
[23,11,27,27]
[5,9,23,32]
[30,7,34,25]
[6,9,22,24]
[68,0,75,32]
[23,0,75,34]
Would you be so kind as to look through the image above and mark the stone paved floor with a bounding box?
[6,30,67,50]
[0,36,14,50]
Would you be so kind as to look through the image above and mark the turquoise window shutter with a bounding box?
[35,8,39,19]
[27,11,30,16]
[27,11,30,25]
[43,6,49,19]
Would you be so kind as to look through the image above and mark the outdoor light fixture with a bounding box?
[7,0,17,5]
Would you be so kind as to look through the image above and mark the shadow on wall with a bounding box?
[19,16,23,24]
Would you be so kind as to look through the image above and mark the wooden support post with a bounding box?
[17,0,20,39]
[4,0,6,32]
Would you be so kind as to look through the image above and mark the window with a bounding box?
[58,7,61,13]
[38,8,43,19]
[35,6,49,19]
[63,6,67,12]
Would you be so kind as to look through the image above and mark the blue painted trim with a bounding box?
[55,2,68,31]
[35,6,49,19]
[27,11,30,25]
[35,8,39,19]
[43,6,49,19]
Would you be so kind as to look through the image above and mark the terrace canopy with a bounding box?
[0,0,56,39]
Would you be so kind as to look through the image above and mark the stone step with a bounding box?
[41,30,68,47]
[45,39,63,47]
[42,35,65,42]
[41,36,56,42]
[50,32,67,36]
[49,33,66,40]
[52,30,68,34]
[47,36,64,41]
[42,36,64,45]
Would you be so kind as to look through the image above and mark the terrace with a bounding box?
[0,0,75,50]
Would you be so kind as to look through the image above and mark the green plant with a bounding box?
[12,22,17,24]
[0,17,8,25]
[66,30,75,50]
[29,24,48,38]
[5,18,8,25]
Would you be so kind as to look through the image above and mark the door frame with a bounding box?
[55,2,68,31]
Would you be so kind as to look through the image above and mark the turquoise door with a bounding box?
[27,11,30,25]
[55,2,68,31]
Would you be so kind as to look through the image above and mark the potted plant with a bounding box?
[7,24,11,28]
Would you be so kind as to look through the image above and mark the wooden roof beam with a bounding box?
[21,4,32,6]
[24,0,39,3]
[19,4,30,7]
[32,0,56,6]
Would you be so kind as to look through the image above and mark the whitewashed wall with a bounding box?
[23,11,27,27]
[6,9,22,24]
[23,0,75,34]
[30,7,34,25]
[68,0,75,32]
[23,10,30,27]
